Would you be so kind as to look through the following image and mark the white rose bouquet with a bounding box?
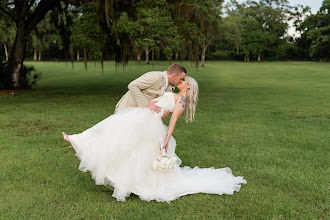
[152,138,177,172]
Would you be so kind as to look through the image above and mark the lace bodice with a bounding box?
[152,92,175,118]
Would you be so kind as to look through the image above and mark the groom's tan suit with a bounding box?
[115,71,173,113]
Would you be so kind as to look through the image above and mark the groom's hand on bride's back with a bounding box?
[162,110,171,119]
[145,101,161,113]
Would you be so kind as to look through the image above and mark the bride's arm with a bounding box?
[162,95,187,152]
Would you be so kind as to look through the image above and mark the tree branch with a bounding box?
[28,0,36,9]
[22,0,30,15]
[14,0,22,18]
[0,6,16,22]
[5,2,15,7]
[25,0,61,34]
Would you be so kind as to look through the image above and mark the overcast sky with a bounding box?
[223,0,324,36]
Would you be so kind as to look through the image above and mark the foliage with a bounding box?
[0,61,10,88]
[19,65,42,89]
[2,0,329,67]
[70,4,107,70]
[171,3,201,62]
[49,1,81,62]
[222,15,243,55]
[0,61,41,89]
[196,0,223,65]
[205,49,235,60]
[298,0,330,61]
[276,42,303,60]
[224,0,291,61]
[136,1,180,60]
[241,17,269,59]
[71,11,106,59]
[0,14,15,60]
[112,0,181,63]
[0,0,64,89]
[31,12,55,61]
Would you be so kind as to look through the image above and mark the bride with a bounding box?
[62,76,246,203]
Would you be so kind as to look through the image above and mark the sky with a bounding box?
[223,0,324,36]
[285,0,323,13]
[223,0,323,12]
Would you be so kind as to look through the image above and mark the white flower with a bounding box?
[152,137,177,171]
[152,160,158,170]
[152,155,177,172]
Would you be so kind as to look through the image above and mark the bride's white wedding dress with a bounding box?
[68,92,246,202]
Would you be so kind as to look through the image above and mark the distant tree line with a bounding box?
[214,0,330,62]
[0,0,329,89]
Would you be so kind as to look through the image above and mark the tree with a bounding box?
[137,0,180,64]
[224,0,290,61]
[222,15,243,56]
[222,0,249,57]
[50,1,81,64]
[0,0,61,89]
[170,1,200,64]
[298,0,330,61]
[112,0,180,64]
[70,4,106,71]
[111,12,141,61]
[93,0,139,66]
[0,14,15,61]
[196,0,223,66]
[31,13,54,61]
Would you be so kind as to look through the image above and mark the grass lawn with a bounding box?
[0,61,329,219]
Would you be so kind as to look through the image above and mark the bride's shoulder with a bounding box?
[171,92,178,98]
[171,93,181,103]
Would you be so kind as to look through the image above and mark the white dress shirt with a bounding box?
[164,71,168,93]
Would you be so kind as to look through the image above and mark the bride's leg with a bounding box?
[62,132,74,150]
[62,132,71,143]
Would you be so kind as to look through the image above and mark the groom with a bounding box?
[115,63,186,114]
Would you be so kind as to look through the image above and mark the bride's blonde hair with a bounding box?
[185,76,199,123]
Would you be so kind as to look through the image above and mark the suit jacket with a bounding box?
[115,71,173,113]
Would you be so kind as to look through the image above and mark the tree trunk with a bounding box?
[100,52,104,75]
[247,56,250,62]
[77,49,79,61]
[8,24,27,89]
[5,0,64,89]
[38,50,42,61]
[136,49,142,62]
[181,50,186,60]
[152,48,154,66]
[145,47,150,64]
[175,51,179,61]
[236,43,239,55]
[258,50,261,62]
[244,56,246,62]
[83,48,87,71]
[201,45,207,67]
[33,46,37,61]
[4,43,9,61]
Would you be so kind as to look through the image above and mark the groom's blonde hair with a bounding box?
[168,64,186,75]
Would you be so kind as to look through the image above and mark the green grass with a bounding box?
[0,61,329,219]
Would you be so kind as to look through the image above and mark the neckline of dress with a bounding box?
[166,92,175,105]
